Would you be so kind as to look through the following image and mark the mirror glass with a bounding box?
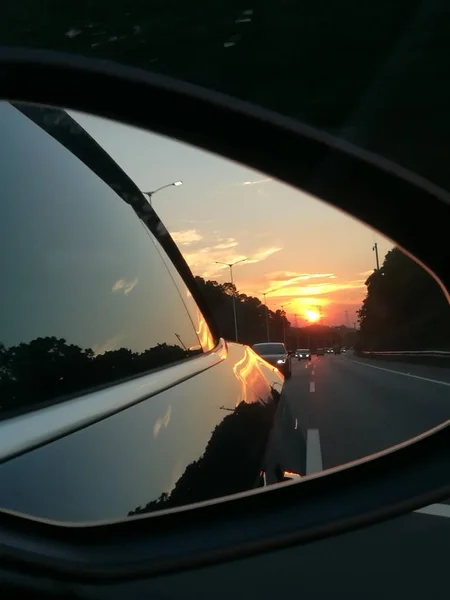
[0,102,448,524]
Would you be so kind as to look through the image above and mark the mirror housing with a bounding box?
[0,46,448,584]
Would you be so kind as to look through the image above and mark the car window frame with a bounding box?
[12,101,221,348]
[0,101,224,427]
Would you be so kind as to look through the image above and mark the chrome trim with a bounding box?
[0,339,228,463]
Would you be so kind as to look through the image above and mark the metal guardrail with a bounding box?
[361,350,450,356]
[357,349,450,366]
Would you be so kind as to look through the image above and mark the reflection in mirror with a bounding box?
[0,101,448,524]
[0,102,205,420]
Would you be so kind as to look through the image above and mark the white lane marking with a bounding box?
[294,418,298,430]
[303,428,448,511]
[309,381,315,392]
[312,369,315,376]
[306,429,323,474]
[415,504,450,518]
[351,359,450,387]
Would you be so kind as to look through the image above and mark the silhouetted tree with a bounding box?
[129,388,281,516]
[0,336,198,415]
[357,248,450,350]
[195,276,291,346]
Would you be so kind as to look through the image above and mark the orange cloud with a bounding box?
[182,245,282,279]
[246,247,283,264]
[270,280,366,298]
[265,271,336,290]
[213,238,239,250]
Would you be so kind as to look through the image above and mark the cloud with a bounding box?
[112,278,139,295]
[182,245,282,279]
[153,405,172,439]
[92,334,123,356]
[171,229,203,245]
[167,222,280,279]
[272,280,366,298]
[246,247,283,263]
[213,238,239,250]
[182,219,213,224]
[267,271,336,286]
[267,271,299,281]
[262,272,337,293]
[242,178,272,186]
[359,269,375,277]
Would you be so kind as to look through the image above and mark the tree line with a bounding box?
[0,276,354,416]
[0,337,199,415]
[357,248,450,351]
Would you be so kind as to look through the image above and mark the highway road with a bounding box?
[144,353,450,600]
[282,352,450,474]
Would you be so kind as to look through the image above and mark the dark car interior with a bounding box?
[0,2,449,598]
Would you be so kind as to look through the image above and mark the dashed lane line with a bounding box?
[304,429,450,518]
[415,504,450,518]
[306,428,323,474]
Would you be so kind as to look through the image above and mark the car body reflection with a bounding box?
[0,343,289,522]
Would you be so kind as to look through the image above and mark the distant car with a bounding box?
[295,348,311,361]
[316,347,325,356]
[326,348,334,354]
[252,342,292,379]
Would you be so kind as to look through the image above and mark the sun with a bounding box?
[305,309,320,323]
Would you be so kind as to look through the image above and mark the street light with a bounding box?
[280,301,294,347]
[259,289,277,342]
[142,180,183,206]
[260,291,271,342]
[294,314,300,348]
[247,285,290,342]
[259,285,287,342]
[214,258,248,342]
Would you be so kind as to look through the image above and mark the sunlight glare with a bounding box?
[305,309,320,323]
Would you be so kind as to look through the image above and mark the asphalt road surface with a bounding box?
[283,352,450,474]
[144,353,450,600]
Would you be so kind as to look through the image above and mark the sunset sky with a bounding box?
[72,111,393,327]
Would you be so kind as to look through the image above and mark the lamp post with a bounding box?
[280,301,293,347]
[214,258,248,342]
[248,285,290,342]
[259,285,286,342]
[260,291,271,342]
[142,180,183,206]
[294,314,300,348]
[372,242,380,270]
[260,288,280,342]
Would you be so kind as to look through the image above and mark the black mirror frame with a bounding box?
[0,47,448,584]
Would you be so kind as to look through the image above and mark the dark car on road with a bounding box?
[316,347,325,356]
[252,342,292,379]
[295,348,311,361]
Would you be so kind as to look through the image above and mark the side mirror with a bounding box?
[0,48,448,587]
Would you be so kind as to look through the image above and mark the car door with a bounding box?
[0,101,283,524]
